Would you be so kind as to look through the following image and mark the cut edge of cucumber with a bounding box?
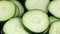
[12,1,24,17]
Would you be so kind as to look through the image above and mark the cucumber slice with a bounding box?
[49,20,60,34]
[3,18,29,34]
[25,0,50,13]
[48,1,60,18]
[49,16,59,23]
[22,10,49,33]
[12,1,24,17]
[0,1,15,21]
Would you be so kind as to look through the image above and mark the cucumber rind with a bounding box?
[22,10,49,33]
[14,6,19,17]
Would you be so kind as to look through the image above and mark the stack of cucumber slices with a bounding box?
[0,0,60,34]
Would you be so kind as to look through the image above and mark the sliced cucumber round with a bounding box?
[49,20,60,34]
[3,18,29,34]
[25,0,50,13]
[49,16,59,23]
[0,1,15,21]
[48,1,60,18]
[22,10,49,33]
[12,1,24,17]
